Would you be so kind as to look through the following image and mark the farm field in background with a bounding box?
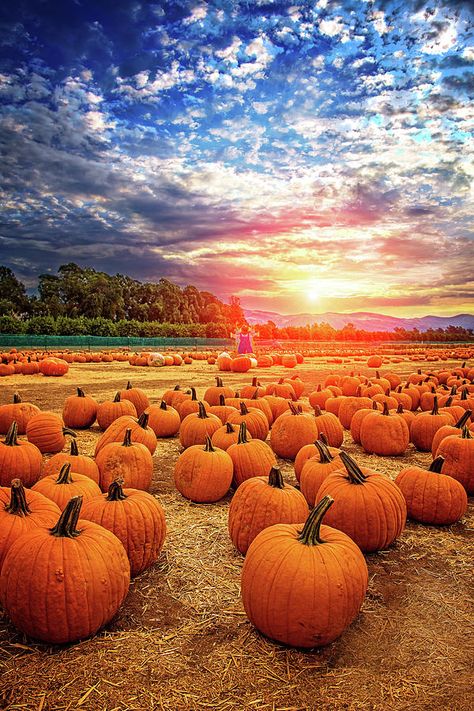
[0,348,473,711]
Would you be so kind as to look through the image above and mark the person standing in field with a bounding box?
[232,323,258,354]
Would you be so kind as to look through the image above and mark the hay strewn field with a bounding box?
[1,356,473,711]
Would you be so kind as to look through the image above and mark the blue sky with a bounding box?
[0,0,473,315]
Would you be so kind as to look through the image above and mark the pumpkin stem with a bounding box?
[298,495,334,546]
[268,467,285,489]
[461,426,472,439]
[160,400,168,410]
[314,439,334,463]
[237,421,249,444]
[106,478,127,501]
[225,422,235,434]
[173,384,181,391]
[13,393,22,404]
[429,456,445,474]
[126,381,133,390]
[5,479,31,516]
[396,403,404,414]
[76,387,86,398]
[339,451,367,484]
[318,431,329,446]
[251,377,258,387]
[239,402,249,415]
[70,438,79,456]
[215,376,224,387]
[382,401,390,416]
[122,428,133,447]
[430,396,439,416]
[288,402,300,415]
[114,392,122,402]
[56,463,74,485]
[444,396,453,407]
[63,427,77,438]
[455,410,472,429]
[219,394,226,406]
[50,496,83,538]
[204,436,215,452]
[190,387,198,401]
[313,405,322,416]
[137,412,149,429]
[4,421,19,447]
[197,402,208,419]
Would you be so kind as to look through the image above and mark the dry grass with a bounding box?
[0,355,473,711]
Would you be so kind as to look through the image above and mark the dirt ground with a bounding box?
[0,356,473,711]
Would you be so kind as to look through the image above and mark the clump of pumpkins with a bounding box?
[0,360,472,648]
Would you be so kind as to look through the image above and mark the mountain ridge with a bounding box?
[243,309,474,332]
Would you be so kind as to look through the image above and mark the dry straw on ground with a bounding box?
[0,356,473,711]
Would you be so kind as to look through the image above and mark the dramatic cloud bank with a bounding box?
[0,0,473,315]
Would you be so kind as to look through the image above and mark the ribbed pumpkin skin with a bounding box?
[0,398,40,435]
[293,442,340,482]
[95,415,157,456]
[96,437,153,492]
[179,408,222,449]
[81,487,166,576]
[410,408,454,452]
[395,464,467,525]
[26,411,71,454]
[174,442,233,502]
[145,403,180,437]
[300,455,342,508]
[228,438,277,488]
[32,470,102,510]
[41,441,99,483]
[0,483,61,569]
[119,385,150,417]
[227,406,269,441]
[435,433,474,494]
[360,410,409,456]
[270,410,318,460]
[0,511,130,643]
[315,461,407,552]
[96,398,137,431]
[0,425,43,487]
[62,389,97,429]
[338,396,373,430]
[228,473,308,554]
[241,520,368,647]
[313,410,344,448]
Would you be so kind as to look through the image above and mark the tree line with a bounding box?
[0,264,472,342]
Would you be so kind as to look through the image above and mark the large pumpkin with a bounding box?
[26,411,76,454]
[145,401,181,438]
[227,422,277,487]
[96,428,153,492]
[96,393,137,431]
[0,422,43,488]
[179,402,222,449]
[0,393,40,435]
[0,496,130,644]
[32,463,101,510]
[359,402,410,456]
[41,438,100,484]
[174,436,233,503]
[241,496,368,648]
[270,403,318,460]
[81,479,166,577]
[435,427,474,494]
[62,387,98,429]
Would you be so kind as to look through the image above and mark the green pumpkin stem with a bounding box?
[429,456,445,474]
[204,436,215,452]
[56,463,74,485]
[339,451,367,484]
[76,387,86,398]
[70,438,79,456]
[237,421,249,444]
[106,478,127,501]
[268,467,285,489]
[298,495,334,546]
[50,496,83,538]
[4,421,19,446]
[13,393,22,404]
[138,412,149,429]
[314,439,333,464]
[197,402,208,419]
[122,428,133,447]
[5,479,31,516]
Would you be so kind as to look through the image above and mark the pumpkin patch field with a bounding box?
[0,350,473,711]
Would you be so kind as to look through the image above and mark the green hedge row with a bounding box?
[0,316,230,339]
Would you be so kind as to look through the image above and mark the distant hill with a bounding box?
[243,309,474,332]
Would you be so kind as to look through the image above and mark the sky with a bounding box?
[0,0,473,317]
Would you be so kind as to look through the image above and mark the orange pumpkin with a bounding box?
[174,437,233,503]
[0,393,40,435]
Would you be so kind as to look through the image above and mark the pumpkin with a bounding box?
[26,411,76,454]
[338,393,374,430]
[32,463,101,510]
[145,401,181,437]
[96,393,137,431]
[204,376,234,406]
[211,421,247,450]
[179,402,222,449]
[227,402,269,441]
[270,403,318,460]
[0,496,130,644]
[229,467,308,554]
[0,422,43,487]
[359,402,410,456]
[435,427,474,494]
[228,423,277,488]
[239,377,266,401]
[0,479,61,569]
[0,393,40,435]
[81,479,166,577]
[208,395,239,425]
[410,397,454,452]
[174,436,233,503]
[230,356,252,373]
[178,387,209,421]
[39,357,69,376]
[62,387,98,429]
[430,409,472,457]
[309,385,335,410]
[315,452,407,552]
[350,401,381,445]
[241,495,368,648]
[95,412,157,456]
[96,428,153,492]
[312,406,344,447]
[119,381,150,417]
[300,440,343,507]
[293,436,340,482]
[41,438,100,484]
[395,457,467,525]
